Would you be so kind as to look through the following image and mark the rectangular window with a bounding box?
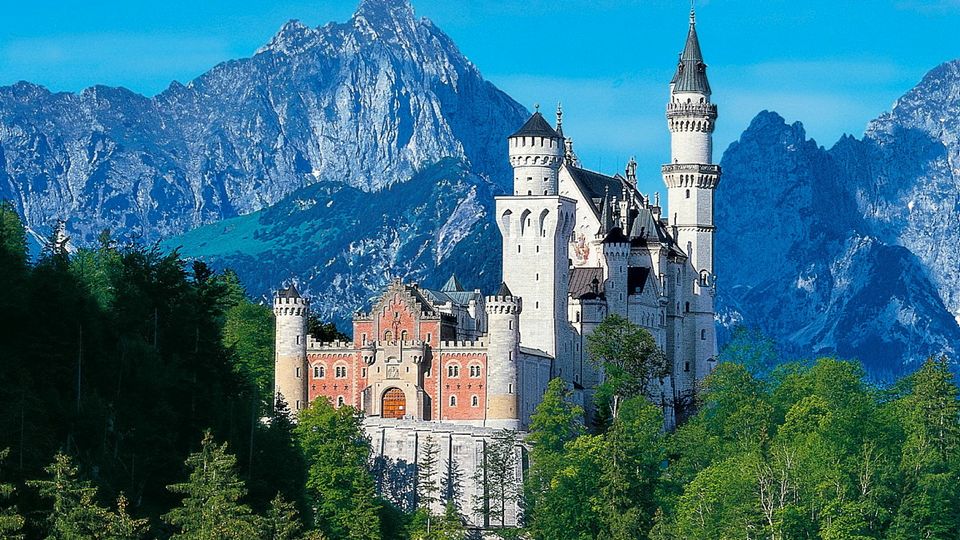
[295,367,301,378]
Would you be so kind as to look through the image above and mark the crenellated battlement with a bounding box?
[662,164,721,189]
[485,295,522,315]
[438,339,487,349]
[666,101,717,120]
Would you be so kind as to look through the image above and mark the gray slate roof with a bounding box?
[277,284,301,299]
[510,112,562,139]
[671,12,711,94]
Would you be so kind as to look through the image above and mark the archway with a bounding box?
[381,388,406,419]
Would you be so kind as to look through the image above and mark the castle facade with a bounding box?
[273,9,718,524]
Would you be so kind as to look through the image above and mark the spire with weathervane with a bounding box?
[662,4,720,387]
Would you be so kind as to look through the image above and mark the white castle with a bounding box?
[273,9,718,525]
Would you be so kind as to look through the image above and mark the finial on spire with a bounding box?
[556,102,563,127]
[690,0,696,24]
[534,103,540,112]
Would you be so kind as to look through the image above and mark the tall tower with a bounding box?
[274,284,309,415]
[484,283,522,430]
[662,8,720,377]
[497,111,576,361]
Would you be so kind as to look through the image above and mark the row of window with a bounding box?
[298,365,348,379]
[446,364,482,378]
[448,395,480,407]
[304,363,490,380]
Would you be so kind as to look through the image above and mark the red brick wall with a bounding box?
[307,351,363,408]
[437,352,487,421]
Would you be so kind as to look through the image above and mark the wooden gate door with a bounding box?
[381,388,406,419]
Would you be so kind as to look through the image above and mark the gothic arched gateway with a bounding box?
[381,388,406,419]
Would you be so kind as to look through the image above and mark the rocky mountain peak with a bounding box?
[353,0,419,39]
[258,19,320,55]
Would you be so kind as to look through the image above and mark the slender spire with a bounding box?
[671,5,711,95]
[556,102,564,137]
[599,187,614,234]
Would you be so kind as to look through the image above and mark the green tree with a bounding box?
[0,448,24,540]
[105,495,149,540]
[597,398,665,539]
[527,435,605,540]
[889,358,960,539]
[586,314,666,424]
[163,432,258,540]
[415,436,441,534]
[295,399,381,540]
[525,378,583,527]
[472,430,519,531]
[260,493,303,540]
[220,269,276,407]
[27,452,112,539]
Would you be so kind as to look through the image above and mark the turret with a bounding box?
[274,284,309,415]
[601,228,630,317]
[508,109,565,196]
[484,283,522,430]
[662,7,720,388]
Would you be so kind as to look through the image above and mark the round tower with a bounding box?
[484,283,522,430]
[274,284,309,415]
[507,110,565,196]
[662,7,720,386]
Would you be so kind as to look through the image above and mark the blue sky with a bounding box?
[1,0,958,195]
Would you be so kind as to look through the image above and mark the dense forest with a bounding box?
[2,200,959,540]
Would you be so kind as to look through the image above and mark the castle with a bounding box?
[273,8,718,524]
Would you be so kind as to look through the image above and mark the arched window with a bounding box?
[335,365,347,379]
[701,329,707,340]
[449,395,457,407]
[447,364,460,378]
[471,395,479,407]
[400,330,408,342]
[684,362,690,372]
[685,189,690,199]
[469,365,481,378]
[337,396,345,407]
[383,330,392,342]
[313,365,325,379]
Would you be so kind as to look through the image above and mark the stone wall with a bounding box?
[365,418,525,528]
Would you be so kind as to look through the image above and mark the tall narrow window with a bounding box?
[337,396,345,407]
[471,395,479,407]
[449,395,457,407]
[295,367,301,378]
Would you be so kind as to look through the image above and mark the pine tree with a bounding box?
[27,452,111,539]
[295,399,382,540]
[418,437,440,511]
[104,494,149,540]
[163,431,258,540]
[889,358,960,539]
[0,448,24,540]
[260,493,303,540]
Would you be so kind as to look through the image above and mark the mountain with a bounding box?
[167,158,499,327]
[0,0,527,249]
[716,61,960,378]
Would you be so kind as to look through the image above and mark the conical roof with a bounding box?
[497,282,513,297]
[510,111,562,139]
[671,10,711,95]
[441,274,465,292]
[598,190,615,234]
[278,283,301,299]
